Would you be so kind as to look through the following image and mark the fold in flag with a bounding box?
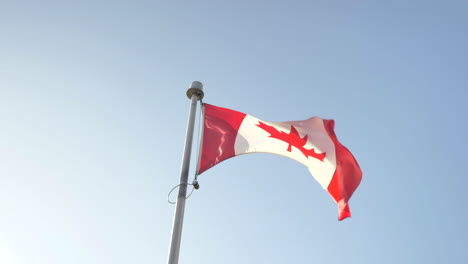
[197,104,362,221]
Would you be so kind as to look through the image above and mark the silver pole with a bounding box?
[167,81,204,264]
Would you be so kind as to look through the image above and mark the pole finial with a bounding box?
[186,81,204,100]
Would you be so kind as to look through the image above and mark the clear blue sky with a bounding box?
[1,0,467,263]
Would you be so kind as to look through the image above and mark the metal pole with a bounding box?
[167,81,204,264]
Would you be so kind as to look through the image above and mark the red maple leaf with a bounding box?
[256,121,326,161]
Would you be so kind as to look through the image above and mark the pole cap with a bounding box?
[186,81,204,100]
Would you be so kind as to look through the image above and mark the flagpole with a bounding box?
[167,81,204,264]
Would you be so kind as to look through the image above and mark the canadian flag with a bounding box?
[197,104,362,220]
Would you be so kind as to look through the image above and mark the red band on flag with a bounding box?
[197,104,247,175]
[323,120,362,221]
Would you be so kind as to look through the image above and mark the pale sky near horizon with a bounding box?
[1,1,467,263]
